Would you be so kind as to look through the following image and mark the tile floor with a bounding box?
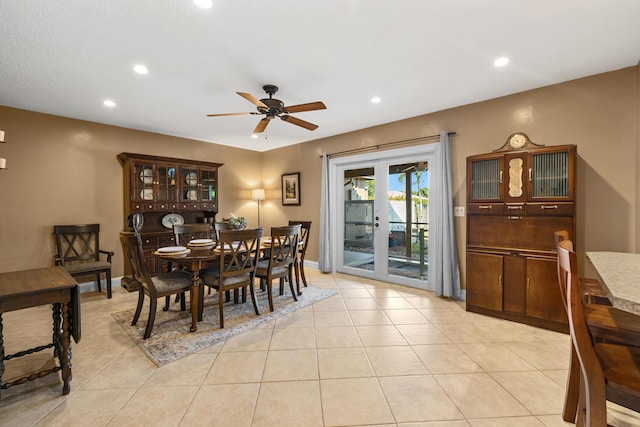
[1,270,638,426]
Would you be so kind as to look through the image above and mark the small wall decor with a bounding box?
[281,172,300,205]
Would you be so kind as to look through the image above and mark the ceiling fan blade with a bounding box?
[237,92,269,109]
[253,118,270,133]
[206,112,252,117]
[284,101,327,113]
[280,115,319,131]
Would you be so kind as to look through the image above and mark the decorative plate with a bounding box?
[161,213,185,229]
[139,168,153,184]
[140,189,154,200]
[185,172,197,186]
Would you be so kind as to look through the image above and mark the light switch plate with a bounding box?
[454,206,465,217]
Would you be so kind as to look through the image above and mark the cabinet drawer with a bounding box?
[505,204,526,214]
[468,203,504,215]
[160,235,176,246]
[140,236,159,250]
[526,202,574,216]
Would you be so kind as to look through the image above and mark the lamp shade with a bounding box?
[252,189,266,201]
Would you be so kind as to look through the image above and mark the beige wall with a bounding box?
[0,108,263,275]
[1,65,638,291]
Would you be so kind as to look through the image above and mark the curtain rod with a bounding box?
[320,131,456,159]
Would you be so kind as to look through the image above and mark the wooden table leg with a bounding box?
[189,265,200,332]
[58,302,72,395]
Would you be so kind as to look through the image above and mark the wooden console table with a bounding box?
[0,267,81,398]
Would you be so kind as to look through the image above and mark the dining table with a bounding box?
[586,251,640,315]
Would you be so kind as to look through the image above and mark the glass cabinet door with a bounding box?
[200,168,217,203]
[468,155,503,202]
[181,167,199,202]
[528,147,574,201]
[133,163,155,201]
[157,164,177,202]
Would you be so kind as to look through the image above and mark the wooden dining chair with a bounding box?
[54,224,114,298]
[554,233,640,422]
[554,230,610,305]
[200,228,263,328]
[120,232,191,339]
[212,221,231,240]
[255,224,301,311]
[558,241,640,426]
[173,223,213,246]
[289,220,311,293]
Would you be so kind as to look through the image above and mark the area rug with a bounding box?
[112,285,337,367]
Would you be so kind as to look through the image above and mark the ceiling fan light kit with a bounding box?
[207,84,326,134]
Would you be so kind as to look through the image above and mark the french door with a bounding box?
[331,145,436,289]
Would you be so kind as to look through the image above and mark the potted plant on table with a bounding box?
[229,213,247,230]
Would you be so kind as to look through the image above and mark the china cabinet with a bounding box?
[118,152,222,291]
[465,134,576,332]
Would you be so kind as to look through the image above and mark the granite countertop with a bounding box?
[586,251,640,316]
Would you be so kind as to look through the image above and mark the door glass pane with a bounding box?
[388,161,429,281]
[343,167,375,271]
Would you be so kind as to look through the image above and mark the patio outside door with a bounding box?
[332,145,435,289]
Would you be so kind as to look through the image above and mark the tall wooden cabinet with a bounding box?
[117,152,222,291]
[465,134,576,332]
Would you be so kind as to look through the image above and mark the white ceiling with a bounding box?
[1,1,639,152]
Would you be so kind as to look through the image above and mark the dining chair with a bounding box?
[554,230,610,305]
[173,223,213,246]
[213,221,231,240]
[554,233,640,422]
[255,224,301,311]
[120,232,191,339]
[288,220,311,293]
[558,241,640,425]
[54,224,114,298]
[200,228,263,328]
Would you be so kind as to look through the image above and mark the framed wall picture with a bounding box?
[281,172,301,205]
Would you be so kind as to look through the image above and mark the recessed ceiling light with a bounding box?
[494,57,509,67]
[103,100,116,107]
[194,0,213,8]
[371,96,381,104]
[133,64,148,75]
[251,134,258,139]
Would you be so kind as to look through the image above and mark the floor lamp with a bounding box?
[252,188,265,227]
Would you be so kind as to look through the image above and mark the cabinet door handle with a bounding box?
[479,205,493,209]
[499,171,503,184]
[528,168,532,181]
[527,278,531,292]
[540,205,558,210]
[507,216,523,220]
[498,274,502,288]
[507,205,523,210]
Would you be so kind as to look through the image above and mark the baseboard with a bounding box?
[78,276,123,294]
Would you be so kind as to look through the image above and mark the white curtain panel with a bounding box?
[318,153,332,272]
[429,131,462,298]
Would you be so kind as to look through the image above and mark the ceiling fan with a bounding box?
[207,84,327,134]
